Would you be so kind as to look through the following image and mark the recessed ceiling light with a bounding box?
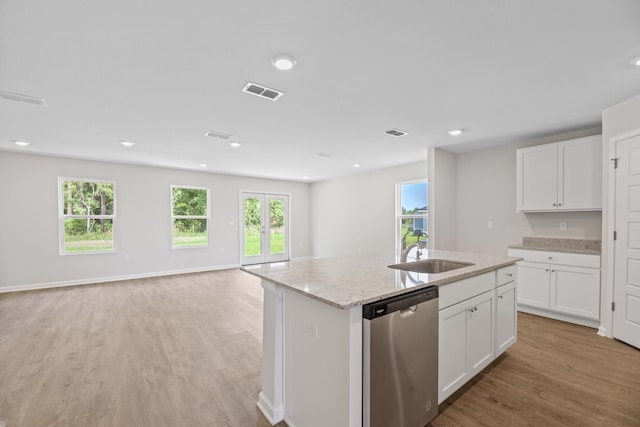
[303,176,310,180]
[353,163,361,168]
[199,163,207,167]
[120,141,135,147]
[13,140,30,147]
[632,57,640,66]
[448,129,463,136]
[229,141,241,148]
[271,53,296,71]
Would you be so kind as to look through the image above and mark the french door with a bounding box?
[240,192,289,265]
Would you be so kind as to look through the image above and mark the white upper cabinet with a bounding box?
[516,135,602,212]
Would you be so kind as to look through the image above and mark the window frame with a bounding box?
[170,185,210,249]
[58,176,117,255]
[396,179,429,258]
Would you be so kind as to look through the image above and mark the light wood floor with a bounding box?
[0,270,638,427]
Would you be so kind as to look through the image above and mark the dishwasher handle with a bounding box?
[399,305,418,317]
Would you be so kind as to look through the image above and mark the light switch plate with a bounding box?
[560,222,567,231]
[488,221,494,229]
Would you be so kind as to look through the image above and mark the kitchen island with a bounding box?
[242,250,520,427]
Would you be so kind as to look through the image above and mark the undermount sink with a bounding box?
[388,259,475,274]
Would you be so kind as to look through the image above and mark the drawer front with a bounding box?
[439,272,495,310]
[496,265,517,286]
[508,249,600,268]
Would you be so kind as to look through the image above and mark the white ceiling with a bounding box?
[1,0,640,182]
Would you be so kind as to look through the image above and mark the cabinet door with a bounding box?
[467,291,495,377]
[516,144,558,212]
[495,281,517,357]
[558,136,602,210]
[517,261,550,308]
[550,265,601,319]
[438,301,468,403]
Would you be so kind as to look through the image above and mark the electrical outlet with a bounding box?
[487,221,494,229]
[560,222,567,231]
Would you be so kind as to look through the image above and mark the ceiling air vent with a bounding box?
[204,131,233,140]
[0,90,47,106]
[242,82,284,101]
[317,152,334,158]
[385,129,408,137]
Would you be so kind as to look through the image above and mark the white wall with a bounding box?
[428,148,457,250]
[454,128,603,255]
[0,152,310,290]
[601,91,640,337]
[310,161,427,258]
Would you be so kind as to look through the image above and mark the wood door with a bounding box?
[613,134,640,349]
[516,143,558,211]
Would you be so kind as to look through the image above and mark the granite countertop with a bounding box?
[508,237,601,255]
[241,250,520,309]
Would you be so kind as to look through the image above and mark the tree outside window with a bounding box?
[171,186,209,247]
[59,178,115,253]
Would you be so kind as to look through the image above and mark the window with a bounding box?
[171,186,209,248]
[397,180,428,258]
[59,178,115,254]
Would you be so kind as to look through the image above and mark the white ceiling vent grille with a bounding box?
[0,90,47,106]
[385,129,408,137]
[204,130,233,140]
[316,152,334,158]
[242,82,284,101]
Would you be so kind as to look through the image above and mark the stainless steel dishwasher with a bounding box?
[363,285,439,427]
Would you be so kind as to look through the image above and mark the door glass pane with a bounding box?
[269,198,285,254]
[244,198,261,256]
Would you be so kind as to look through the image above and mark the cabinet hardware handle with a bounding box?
[551,270,555,273]
[506,273,513,277]
[558,203,562,206]
[498,295,504,299]
[545,269,549,272]
[552,203,557,206]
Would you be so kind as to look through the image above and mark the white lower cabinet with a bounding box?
[439,290,494,403]
[495,281,517,357]
[551,264,600,319]
[508,249,601,325]
[516,261,550,309]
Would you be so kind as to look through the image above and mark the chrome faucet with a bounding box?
[400,231,429,262]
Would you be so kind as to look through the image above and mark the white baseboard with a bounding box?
[257,392,284,425]
[597,326,610,338]
[518,305,601,329]
[0,264,240,293]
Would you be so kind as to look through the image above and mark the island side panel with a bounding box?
[258,279,284,424]
[283,288,363,427]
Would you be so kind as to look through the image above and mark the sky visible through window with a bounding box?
[401,182,428,213]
